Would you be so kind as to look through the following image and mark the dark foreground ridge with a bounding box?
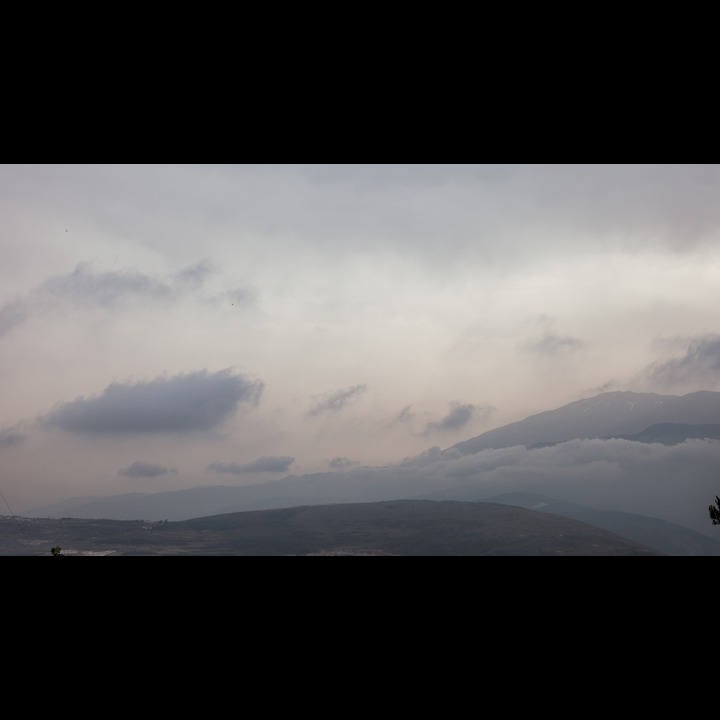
[0,500,662,556]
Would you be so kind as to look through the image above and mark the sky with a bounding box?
[3,163,720,513]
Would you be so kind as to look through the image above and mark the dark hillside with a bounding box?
[1,500,663,555]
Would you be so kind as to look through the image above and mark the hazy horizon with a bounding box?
[3,164,720,513]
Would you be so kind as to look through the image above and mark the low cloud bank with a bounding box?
[281,437,720,536]
[208,456,295,474]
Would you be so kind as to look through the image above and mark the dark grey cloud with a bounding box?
[308,384,368,417]
[208,456,294,474]
[647,335,720,388]
[425,403,495,434]
[119,461,176,478]
[42,368,264,434]
[0,428,24,448]
[328,457,358,469]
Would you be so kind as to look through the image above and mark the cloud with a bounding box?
[328,457,357,469]
[425,402,494,434]
[119,461,176,478]
[173,259,215,288]
[308,384,368,417]
[519,316,583,356]
[223,287,256,305]
[0,300,28,338]
[40,262,175,307]
[397,406,414,422]
[388,436,720,534]
[41,368,264,433]
[646,335,720,388]
[526,334,583,355]
[243,164,720,260]
[0,260,254,338]
[207,456,295,474]
[0,428,24,448]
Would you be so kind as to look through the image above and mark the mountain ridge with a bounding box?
[450,390,720,454]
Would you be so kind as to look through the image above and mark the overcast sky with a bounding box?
[3,164,720,512]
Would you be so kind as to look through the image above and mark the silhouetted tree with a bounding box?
[710,497,720,525]
[51,546,64,556]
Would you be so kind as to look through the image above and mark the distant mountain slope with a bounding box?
[480,492,720,556]
[451,391,720,453]
[25,479,369,522]
[0,500,664,556]
[26,485,291,523]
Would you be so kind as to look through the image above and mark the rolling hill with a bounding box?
[0,499,664,556]
[480,492,720,556]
